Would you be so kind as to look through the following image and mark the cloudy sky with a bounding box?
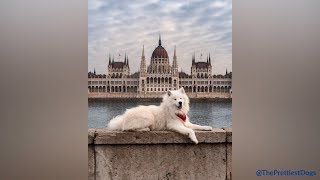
[89,0,232,75]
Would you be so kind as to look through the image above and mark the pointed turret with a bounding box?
[112,55,114,63]
[94,68,96,75]
[173,45,178,68]
[209,53,211,65]
[108,54,111,65]
[226,68,228,75]
[140,45,146,76]
[192,53,195,65]
[142,44,145,58]
[126,55,129,65]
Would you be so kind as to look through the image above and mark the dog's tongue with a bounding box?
[176,113,186,122]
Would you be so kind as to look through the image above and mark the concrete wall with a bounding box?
[88,128,232,180]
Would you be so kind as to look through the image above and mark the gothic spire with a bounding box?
[142,45,145,58]
[108,54,111,65]
[140,45,146,75]
[173,45,177,68]
[192,53,195,65]
[94,68,96,75]
[159,32,162,46]
[209,53,211,65]
[127,55,129,65]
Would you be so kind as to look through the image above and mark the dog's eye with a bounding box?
[174,99,176,100]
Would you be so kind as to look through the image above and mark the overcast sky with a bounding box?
[89,0,232,75]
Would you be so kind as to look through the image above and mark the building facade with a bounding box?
[88,36,232,98]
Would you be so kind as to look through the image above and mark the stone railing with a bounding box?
[88,128,232,180]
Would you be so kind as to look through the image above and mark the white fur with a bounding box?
[107,87,213,144]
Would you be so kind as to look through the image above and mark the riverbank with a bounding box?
[88,97,232,103]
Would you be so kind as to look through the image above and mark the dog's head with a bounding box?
[162,87,190,114]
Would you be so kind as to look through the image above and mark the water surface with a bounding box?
[88,101,232,128]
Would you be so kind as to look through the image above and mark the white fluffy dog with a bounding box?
[107,87,213,144]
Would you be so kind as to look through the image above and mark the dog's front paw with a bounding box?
[202,126,213,131]
[192,138,198,144]
[188,132,198,144]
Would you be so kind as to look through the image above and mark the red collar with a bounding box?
[176,113,186,122]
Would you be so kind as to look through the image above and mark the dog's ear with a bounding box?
[179,87,185,94]
[167,91,172,96]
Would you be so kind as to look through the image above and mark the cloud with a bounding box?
[88,0,232,74]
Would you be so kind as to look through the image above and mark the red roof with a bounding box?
[195,62,209,69]
[111,62,126,69]
[130,72,140,78]
[179,72,191,78]
[151,45,168,58]
[88,72,106,78]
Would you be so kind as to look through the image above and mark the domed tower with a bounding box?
[148,34,171,74]
[144,34,179,93]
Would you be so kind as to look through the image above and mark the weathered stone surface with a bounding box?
[94,128,226,144]
[223,128,232,142]
[88,145,95,180]
[89,128,232,180]
[227,143,232,180]
[88,129,95,144]
[95,143,227,180]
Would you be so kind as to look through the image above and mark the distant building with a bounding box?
[88,35,232,98]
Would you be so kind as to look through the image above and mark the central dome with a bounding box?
[151,34,168,59]
[151,45,168,58]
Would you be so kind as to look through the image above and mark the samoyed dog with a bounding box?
[107,87,213,144]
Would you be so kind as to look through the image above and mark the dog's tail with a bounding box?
[107,115,124,130]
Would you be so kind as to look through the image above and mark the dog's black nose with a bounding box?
[179,101,182,105]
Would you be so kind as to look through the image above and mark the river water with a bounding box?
[88,101,232,129]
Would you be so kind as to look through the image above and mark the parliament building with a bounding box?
[88,35,232,98]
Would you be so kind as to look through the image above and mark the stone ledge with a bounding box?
[223,128,232,142]
[93,128,227,144]
[88,129,95,144]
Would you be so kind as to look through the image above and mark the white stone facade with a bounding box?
[88,36,232,98]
